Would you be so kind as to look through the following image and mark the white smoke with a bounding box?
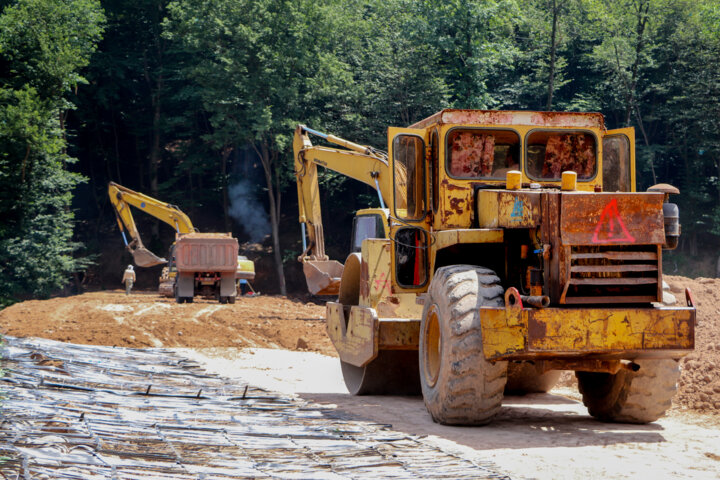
[228,180,271,243]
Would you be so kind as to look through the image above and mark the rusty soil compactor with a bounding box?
[293,109,695,425]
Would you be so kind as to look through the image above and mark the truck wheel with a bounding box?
[174,286,182,304]
[505,361,562,395]
[576,359,679,423]
[419,265,508,425]
[340,350,420,395]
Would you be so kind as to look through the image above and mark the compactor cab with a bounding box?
[294,110,695,425]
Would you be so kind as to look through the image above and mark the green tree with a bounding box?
[0,0,104,306]
[166,0,362,295]
[645,1,720,256]
[418,0,519,109]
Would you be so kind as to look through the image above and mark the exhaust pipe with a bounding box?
[505,288,550,309]
[520,295,550,308]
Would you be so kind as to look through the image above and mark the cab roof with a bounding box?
[408,109,606,130]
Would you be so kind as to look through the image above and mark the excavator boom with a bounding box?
[108,182,195,267]
[293,125,390,294]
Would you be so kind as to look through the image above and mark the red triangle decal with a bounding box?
[591,198,636,244]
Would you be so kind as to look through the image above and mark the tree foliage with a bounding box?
[5,0,720,302]
[0,0,104,306]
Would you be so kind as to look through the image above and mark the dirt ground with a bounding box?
[0,290,334,355]
[182,347,720,480]
[1,277,719,478]
[1,275,718,414]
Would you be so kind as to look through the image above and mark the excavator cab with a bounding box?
[350,210,387,253]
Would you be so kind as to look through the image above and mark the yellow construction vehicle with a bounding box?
[293,110,695,425]
[108,182,254,304]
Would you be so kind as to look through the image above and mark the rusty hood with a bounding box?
[560,192,665,246]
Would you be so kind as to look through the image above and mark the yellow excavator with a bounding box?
[108,182,255,303]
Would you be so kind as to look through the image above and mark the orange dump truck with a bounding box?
[172,233,239,304]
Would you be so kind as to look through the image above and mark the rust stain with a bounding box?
[440,178,467,191]
[409,109,604,129]
[528,316,547,340]
[449,197,465,214]
[529,111,604,128]
[359,259,369,299]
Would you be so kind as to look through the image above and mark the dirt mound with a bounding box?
[0,291,335,356]
[665,276,720,412]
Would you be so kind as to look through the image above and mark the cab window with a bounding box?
[395,227,428,288]
[526,130,597,180]
[393,134,425,220]
[603,135,631,192]
[351,214,385,252]
[430,129,439,213]
[446,128,520,179]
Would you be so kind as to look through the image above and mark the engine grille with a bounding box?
[561,245,660,304]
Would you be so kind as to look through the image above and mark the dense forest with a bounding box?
[1,0,719,305]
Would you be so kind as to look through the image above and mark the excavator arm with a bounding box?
[293,125,392,294]
[108,182,195,267]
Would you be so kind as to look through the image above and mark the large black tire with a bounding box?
[576,359,680,423]
[340,350,421,395]
[505,361,562,395]
[419,265,508,425]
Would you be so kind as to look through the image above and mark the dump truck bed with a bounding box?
[174,233,239,273]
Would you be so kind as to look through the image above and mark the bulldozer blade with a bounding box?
[303,260,344,296]
[131,247,167,268]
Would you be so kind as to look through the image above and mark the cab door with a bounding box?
[602,127,635,192]
[388,127,431,292]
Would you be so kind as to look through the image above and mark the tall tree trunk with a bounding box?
[146,58,163,238]
[258,141,287,295]
[623,0,649,126]
[546,0,558,111]
[633,105,657,185]
[716,158,720,206]
[146,1,165,239]
[149,86,162,237]
[221,147,232,233]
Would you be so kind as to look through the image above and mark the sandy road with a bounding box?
[182,347,720,480]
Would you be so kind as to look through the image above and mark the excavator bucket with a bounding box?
[130,247,167,268]
[303,260,344,296]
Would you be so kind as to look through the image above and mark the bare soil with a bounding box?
[665,275,720,413]
[1,278,720,479]
[0,290,334,355]
[1,276,717,414]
